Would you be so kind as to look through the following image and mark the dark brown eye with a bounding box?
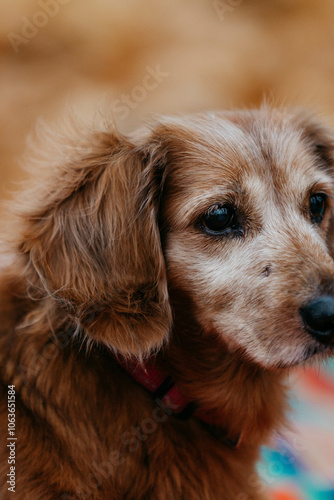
[201,205,236,235]
[310,193,327,224]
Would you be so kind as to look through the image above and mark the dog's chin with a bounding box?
[271,343,334,370]
[301,343,334,363]
[299,322,334,366]
[238,336,334,370]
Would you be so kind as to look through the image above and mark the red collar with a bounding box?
[118,356,242,449]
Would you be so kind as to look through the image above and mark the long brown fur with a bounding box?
[1,107,334,499]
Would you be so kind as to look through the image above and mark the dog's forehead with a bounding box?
[163,113,330,199]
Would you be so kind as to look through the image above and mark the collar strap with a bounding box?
[117,357,242,449]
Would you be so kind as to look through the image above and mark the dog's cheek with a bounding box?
[164,238,309,368]
[164,236,261,344]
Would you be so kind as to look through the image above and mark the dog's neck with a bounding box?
[120,324,288,448]
[160,340,286,446]
[156,293,288,447]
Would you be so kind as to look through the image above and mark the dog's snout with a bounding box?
[300,296,334,345]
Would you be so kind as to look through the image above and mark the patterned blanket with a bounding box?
[260,360,334,500]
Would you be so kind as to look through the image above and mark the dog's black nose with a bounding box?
[300,296,334,345]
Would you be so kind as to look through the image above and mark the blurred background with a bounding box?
[0,1,334,498]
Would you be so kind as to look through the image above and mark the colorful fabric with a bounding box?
[260,360,334,500]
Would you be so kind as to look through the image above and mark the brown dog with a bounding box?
[1,107,334,499]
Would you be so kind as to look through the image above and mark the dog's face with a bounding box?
[17,108,334,369]
[156,110,334,368]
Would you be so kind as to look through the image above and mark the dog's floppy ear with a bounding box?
[16,125,172,358]
[298,113,334,257]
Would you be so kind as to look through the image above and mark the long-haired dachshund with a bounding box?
[1,107,334,499]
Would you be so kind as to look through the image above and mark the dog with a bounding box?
[1,106,334,499]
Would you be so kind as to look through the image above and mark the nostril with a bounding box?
[300,295,334,345]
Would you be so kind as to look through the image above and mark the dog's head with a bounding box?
[15,108,334,367]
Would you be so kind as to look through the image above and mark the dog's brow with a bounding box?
[242,176,269,198]
[281,168,333,196]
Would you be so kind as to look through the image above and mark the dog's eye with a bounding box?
[309,193,327,224]
[201,205,236,235]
